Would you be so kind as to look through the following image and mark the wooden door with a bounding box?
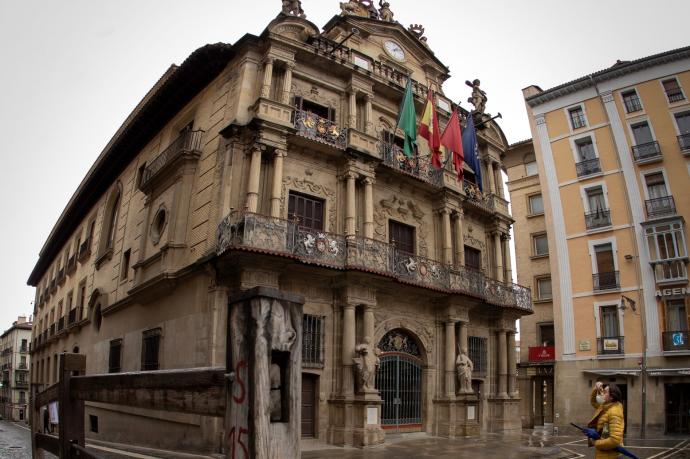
[301,374,317,438]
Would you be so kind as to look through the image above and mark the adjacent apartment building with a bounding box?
[1,316,32,422]
[27,2,532,453]
[507,46,690,435]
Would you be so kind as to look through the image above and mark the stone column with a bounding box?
[281,61,295,105]
[363,305,375,342]
[493,232,504,282]
[270,149,285,217]
[486,160,496,195]
[363,177,374,238]
[260,57,274,99]
[245,146,263,212]
[507,331,517,397]
[345,172,357,237]
[503,236,512,283]
[342,304,356,397]
[497,330,508,398]
[441,209,453,265]
[348,90,357,129]
[365,93,374,135]
[454,211,465,267]
[445,320,457,398]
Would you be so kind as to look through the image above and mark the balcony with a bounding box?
[663,331,690,352]
[575,158,601,178]
[49,324,55,337]
[66,254,77,274]
[13,380,29,389]
[593,271,620,291]
[17,363,28,371]
[632,141,662,164]
[667,90,685,103]
[57,316,65,332]
[645,196,676,219]
[68,308,77,325]
[597,336,624,355]
[20,346,28,353]
[652,259,688,285]
[678,134,690,153]
[57,267,65,284]
[463,180,494,212]
[139,129,204,190]
[380,142,443,187]
[293,110,347,150]
[528,346,555,363]
[585,209,612,230]
[217,211,533,312]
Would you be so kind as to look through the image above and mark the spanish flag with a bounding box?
[419,89,442,169]
[440,108,464,181]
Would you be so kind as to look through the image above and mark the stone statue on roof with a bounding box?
[282,0,306,18]
[378,0,394,22]
[340,0,378,18]
[408,24,430,48]
[466,79,487,114]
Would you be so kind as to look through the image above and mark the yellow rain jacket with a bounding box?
[587,388,625,459]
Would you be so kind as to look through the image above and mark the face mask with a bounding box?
[596,395,606,405]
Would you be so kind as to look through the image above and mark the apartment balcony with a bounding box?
[585,209,612,230]
[19,346,28,354]
[652,258,688,285]
[528,346,555,363]
[645,196,676,219]
[13,380,29,389]
[593,271,620,291]
[292,110,347,150]
[663,331,690,352]
[217,211,533,312]
[597,336,624,355]
[380,142,443,187]
[139,129,204,191]
[632,141,662,164]
[678,134,690,153]
[16,364,28,371]
[575,158,601,177]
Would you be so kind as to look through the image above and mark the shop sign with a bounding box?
[672,332,685,347]
[603,338,619,351]
[655,287,689,297]
[579,340,591,351]
[529,346,555,362]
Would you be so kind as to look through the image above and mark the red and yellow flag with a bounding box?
[419,89,442,169]
[440,108,464,181]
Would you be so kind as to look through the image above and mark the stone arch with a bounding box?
[374,318,433,367]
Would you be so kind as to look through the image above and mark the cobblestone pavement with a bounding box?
[0,420,40,459]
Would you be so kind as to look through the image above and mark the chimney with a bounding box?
[17,316,27,324]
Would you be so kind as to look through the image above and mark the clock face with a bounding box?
[384,41,405,61]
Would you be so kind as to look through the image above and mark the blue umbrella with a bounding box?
[570,423,639,459]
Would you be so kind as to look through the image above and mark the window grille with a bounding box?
[141,328,161,371]
[302,314,325,368]
[468,336,487,377]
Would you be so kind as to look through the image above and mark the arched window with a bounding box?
[98,183,122,261]
[106,194,120,249]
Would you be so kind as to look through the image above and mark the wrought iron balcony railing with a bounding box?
[575,158,601,177]
[217,211,533,312]
[380,143,443,187]
[463,180,493,211]
[593,271,620,291]
[623,96,643,113]
[597,336,624,355]
[645,196,676,219]
[667,90,685,103]
[663,330,690,352]
[678,134,690,152]
[585,209,612,230]
[652,258,688,284]
[293,110,347,149]
[632,141,662,163]
[140,129,204,190]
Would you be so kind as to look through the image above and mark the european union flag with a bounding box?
[462,115,482,192]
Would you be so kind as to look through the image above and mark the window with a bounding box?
[622,90,642,113]
[524,153,538,176]
[468,336,487,376]
[663,78,685,103]
[585,186,611,229]
[645,221,688,282]
[464,246,481,270]
[90,415,99,433]
[19,391,26,404]
[109,339,122,373]
[288,191,324,231]
[532,233,548,257]
[269,65,285,101]
[600,305,620,338]
[644,172,669,199]
[676,112,690,135]
[539,324,555,347]
[106,195,120,250]
[593,243,618,290]
[586,186,606,212]
[569,106,587,129]
[528,194,544,215]
[121,249,131,280]
[666,299,688,332]
[141,328,161,371]
[575,137,596,161]
[293,97,334,121]
[353,54,371,70]
[536,277,552,300]
[356,97,366,132]
[631,121,654,146]
[302,314,325,368]
[389,220,415,254]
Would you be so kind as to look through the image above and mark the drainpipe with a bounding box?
[589,75,648,438]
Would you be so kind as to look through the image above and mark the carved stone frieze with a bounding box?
[373,310,435,359]
[291,83,339,111]
[280,176,337,231]
[373,195,429,256]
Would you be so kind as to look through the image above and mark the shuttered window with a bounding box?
[288,191,324,230]
[389,220,415,255]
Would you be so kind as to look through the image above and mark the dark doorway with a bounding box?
[666,383,690,434]
[301,374,317,438]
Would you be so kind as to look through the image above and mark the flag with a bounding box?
[396,79,417,158]
[440,108,464,181]
[462,114,482,191]
[419,89,442,168]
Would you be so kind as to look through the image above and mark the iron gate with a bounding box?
[376,353,422,428]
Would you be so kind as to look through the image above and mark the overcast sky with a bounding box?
[1,0,688,330]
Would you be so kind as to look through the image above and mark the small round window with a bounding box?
[151,208,167,245]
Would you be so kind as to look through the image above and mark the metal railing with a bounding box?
[593,271,620,291]
[645,196,676,219]
[217,211,533,312]
[632,141,662,162]
[585,209,612,230]
[667,90,685,103]
[570,112,587,129]
[597,336,625,355]
[140,129,204,189]
[662,330,690,351]
[623,95,643,113]
[380,142,443,187]
[653,259,688,284]
[463,180,493,211]
[293,110,347,149]
[678,134,690,152]
[575,158,601,177]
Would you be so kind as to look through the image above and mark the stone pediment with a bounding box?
[265,13,320,44]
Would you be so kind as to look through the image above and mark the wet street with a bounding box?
[0,420,34,459]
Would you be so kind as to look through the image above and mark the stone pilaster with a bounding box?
[363,177,374,239]
[497,330,508,398]
[281,62,295,105]
[345,172,357,237]
[493,232,504,282]
[342,303,356,397]
[269,149,285,217]
[365,93,374,135]
[348,89,357,129]
[454,211,465,267]
[441,209,453,265]
[445,320,457,398]
[507,331,517,397]
[260,57,274,99]
[245,145,263,212]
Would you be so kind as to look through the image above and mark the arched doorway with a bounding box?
[375,329,423,431]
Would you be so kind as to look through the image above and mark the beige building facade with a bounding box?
[1,316,32,422]
[28,3,532,453]
[511,46,690,436]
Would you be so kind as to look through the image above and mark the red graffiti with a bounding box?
[228,426,249,459]
[233,360,247,404]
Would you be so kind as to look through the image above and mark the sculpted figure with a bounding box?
[465,79,487,114]
[269,300,296,352]
[378,0,394,21]
[339,0,361,15]
[354,336,381,393]
[456,347,473,393]
[282,0,306,18]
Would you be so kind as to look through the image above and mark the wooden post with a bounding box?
[58,353,86,459]
[30,385,43,459]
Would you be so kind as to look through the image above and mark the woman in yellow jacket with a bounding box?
[586,382,625,459]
